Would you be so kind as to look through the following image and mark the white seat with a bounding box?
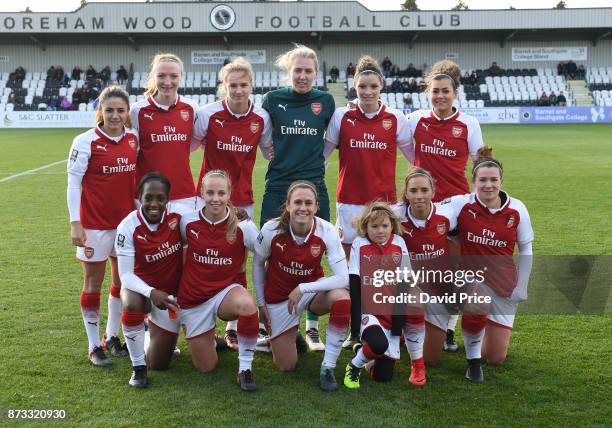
[468,100,476,108]
[6,103,14,112]
[476,99,484,108]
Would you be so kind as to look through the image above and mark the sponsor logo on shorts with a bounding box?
[311,102,321,116]
[382,119,392,131]
[168,218,178,230]
[116,234,125,247]
[250,122,260,133]
[452,126,463,137]
[310,244,321,257]
[180,110,190,122]
[84,246,94,259]
[506,215,515,228]
[436,223,446,235]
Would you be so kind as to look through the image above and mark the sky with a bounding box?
[1,0,611,12]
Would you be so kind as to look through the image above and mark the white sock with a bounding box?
[123,322,146,367]
[322,324,344,369]
[462,328,485,360]
[81,310,100,352]
[448,314,459,331]
[351,348,370,369]
[144,329,150,354]
[238,333,257,372]
[226,319,238,331]
[105,294,122,339]
[306,319,319,331]
[403,323,425,360]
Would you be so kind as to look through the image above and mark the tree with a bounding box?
[401,0,419,11]
[554,0,566,8]
[451,0,469,11]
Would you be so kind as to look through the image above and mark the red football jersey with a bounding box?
[178,210,258,308]
[131,96,199,201]
[67,127,138,229]
[115,209,183,295]
[194,99,272,205]
[255,218,345,304]
[408,109,483,202]
[446,192,534,296]
[325,102,412,204]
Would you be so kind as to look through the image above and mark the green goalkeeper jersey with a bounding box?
[262,87,335,188]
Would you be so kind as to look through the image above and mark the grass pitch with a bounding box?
[0,125,610,426]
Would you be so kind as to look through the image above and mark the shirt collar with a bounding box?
[148,94,179,111]
[430,107,459,122]
[199,207,230,225]
[407,202,435,227]
[95,124,125,143]
[289,219,315,244]
[223,98,253,119]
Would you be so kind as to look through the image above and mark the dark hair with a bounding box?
[138,172,171,198]
[472,145,503,179]
[94,85,131,127]
[276,180,319,234]
[354,55,384,86]
[425,60,461,91]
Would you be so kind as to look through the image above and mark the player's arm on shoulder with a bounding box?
[395,110,415,162]
[515,199,535,245]
[466,115,484,160]
[190,106,209,151]
[258,108,274,159]
[129,103,140,133]
[239,220,260,252]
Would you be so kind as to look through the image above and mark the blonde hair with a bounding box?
[401,167,436,204]
[276,180,319,235]
[201,170,238,241]
[217,57,253,98]
[275,44,319,85]
[425,60,461,91]
[355,201,403,238]
[94,85,131,128]
[143,53,184,98]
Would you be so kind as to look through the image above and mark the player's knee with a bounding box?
[148,355,171,371]
[372,358,395,382]
[485,352,507,366]
[274,358,297,372]
[362,326,388,356]
[192,356,217,373]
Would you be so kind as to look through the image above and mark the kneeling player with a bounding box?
[253,180,350,391]
[344,202,426,389]
[115,173,184,387]
[179,170,260,391]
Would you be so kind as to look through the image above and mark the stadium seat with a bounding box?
[6,103,14,112]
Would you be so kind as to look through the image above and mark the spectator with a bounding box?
[421,63,430,78]
[14,66,26,81]
[469,71,477,85]
[116,65,128,84]
[56,66,66,84]
[549,91,558,106]
[565,60,577,79]
[538,92,550,106]
[382,56,392,77]
[100,65,111,83]
[557,91,567,106]
[48,96,58,111]
[577,65,586,79]
[488,61,502,76]
[461,71,471,85]
[47,66,57,80]
[391,78,402,92]
[408,77,418,92]
[391,65,401,77]
[329,65,339,83]
[406,63,417,78]
[557,61,565,76]
[346,62,356,77]
[85,65,96,80]
[60,95,73,110]
[71,66,82,81]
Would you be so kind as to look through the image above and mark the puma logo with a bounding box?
[468,209,478,219]
[190,229,200,239]
[404,229,414,238]
[421,122,429,130]
[275,242,286,251]
[346,118,356,126]
[137,234,148,242]
[362,254,373,262]
[278,104,288,111]
[143,113,154,120]
[215,118,226,127]
[95,144,108,152]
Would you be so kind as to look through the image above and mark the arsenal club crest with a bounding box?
[250,122,260,133]
[310,244,321,257]
[84,247,94,259]
[128,139,136,150]
[452,126,463,137]
[382,119,392,131]
[311,102,321,116]
[227,233,237,244]
[436,223,446,235]
[392,252,401,264]
[180,110,190,122]
[506,215,515,228]
[168,218,178,230]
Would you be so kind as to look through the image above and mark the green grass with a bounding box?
[0,125,610,426]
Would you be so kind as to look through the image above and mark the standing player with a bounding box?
[324,55,413,348]
[445,146,534,382]
[192,58,272,350]
[67,86,137,366]
[260,44,335,351]
[115,173,184,388]
[130,53,200,211]
[179,170,260,391]
[344,202,426,389]
[394,168,459,365]
[253,181,350,391]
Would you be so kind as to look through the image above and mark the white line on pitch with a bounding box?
[0,159,65,183]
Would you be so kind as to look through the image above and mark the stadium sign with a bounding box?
[1,3,611,33]
[191,50,266,65]
[512,47,588,62]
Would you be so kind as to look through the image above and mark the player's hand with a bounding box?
[287,287,303,315]
[268,146,275,161]
[235,207,250,221]
[150,289,179,313]
[70,221,86,247]
[258,305,272,334]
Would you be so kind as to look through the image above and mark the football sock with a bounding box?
[322,300,350,368]
[448,314,459,332]
[105,283,122,339]
[461,314,487,360]
[226,319,238,332]
[122,311,146,366]
[80,291,101,352]
[404,320,425,360]
[237,312,258,372]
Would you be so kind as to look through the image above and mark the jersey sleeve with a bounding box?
[254,220,276,260]
[348,238,364,275]
[115,215,136,257]
[464,115,484,159]
[192,105,210,150]
[393,109,414,161]
[129,102,141,134]
[179,211,198,245]
[239,220,259,252]
[514,199,535,245]
[324,108,345,147]
[435,201,458,230]
[324,93,336,127]
[321,220,346,267]
[66,133,92,222]
[440,194,471,223]
[256,107,273,149]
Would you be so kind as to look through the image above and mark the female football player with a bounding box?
[253,181,350,391]
[67,86,137,366]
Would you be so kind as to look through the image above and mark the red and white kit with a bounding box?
[67,126,138,261]
[253,218,347,338]
[325,101,413,244]
[130,95,200,203]
[193,99,272,209]
[178,209,258,338]
[407,109,484,202]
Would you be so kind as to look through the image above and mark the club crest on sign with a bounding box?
[436,223,446,235]
[168,218,178,230]
[310,244,321,257]
[180,110,190,122]
[311,102,321,115]
[452,126,463,137]
[250,122,260,133]
[84,247,94,259]
[382,119,392,131]
[506,215,515,228]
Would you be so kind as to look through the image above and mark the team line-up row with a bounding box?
[67,45,533,391]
